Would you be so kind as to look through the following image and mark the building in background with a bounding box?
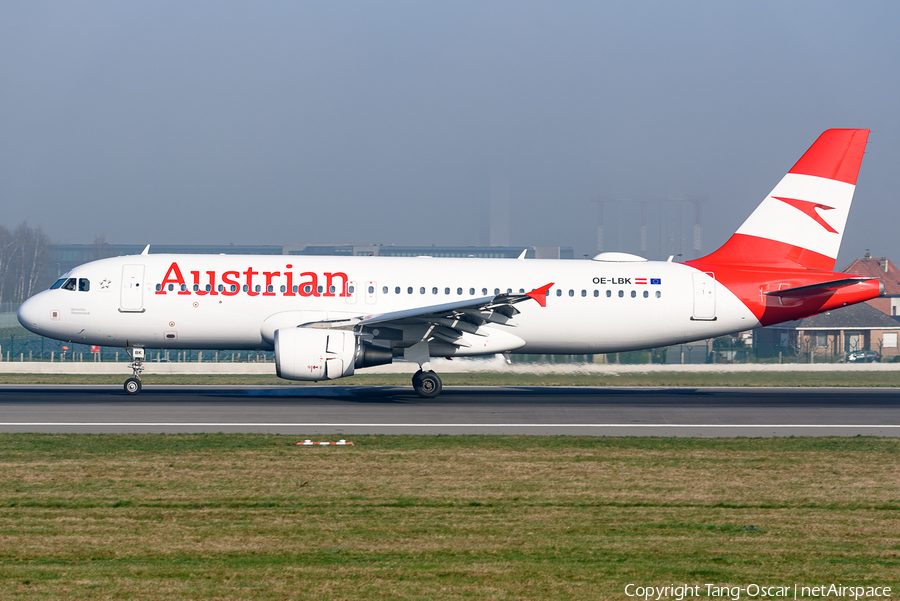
[840,252,900,316]
[754,302,900,361]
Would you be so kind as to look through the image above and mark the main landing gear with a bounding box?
[412,370,442,398]
[404,341,443,398]
[124,348,145,395]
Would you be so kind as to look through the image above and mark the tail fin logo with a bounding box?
[772,196,838,234]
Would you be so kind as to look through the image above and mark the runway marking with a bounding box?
[1,423,899,428]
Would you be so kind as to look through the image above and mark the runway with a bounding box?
[1,385,899,436]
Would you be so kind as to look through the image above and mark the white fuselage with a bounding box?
[18,254,758,355]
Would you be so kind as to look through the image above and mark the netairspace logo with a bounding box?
[623,583,892,600]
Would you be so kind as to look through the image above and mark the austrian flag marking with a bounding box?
[635,278,647,285]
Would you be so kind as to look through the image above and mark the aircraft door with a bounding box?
[691,272,716,321]
[366,281,377,305]
[120,265,145,312]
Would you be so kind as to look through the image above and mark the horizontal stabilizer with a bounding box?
[763,277,878,298]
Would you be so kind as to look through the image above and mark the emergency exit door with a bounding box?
[691,272,716,321]
[120,265,145,312]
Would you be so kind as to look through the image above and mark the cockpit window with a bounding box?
[78,278,90,292]
[50,278,66,290]
[61,278,77,291]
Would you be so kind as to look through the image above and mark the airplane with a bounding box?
[17,129,880,397]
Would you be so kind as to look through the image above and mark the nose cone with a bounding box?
[17,295,44,335]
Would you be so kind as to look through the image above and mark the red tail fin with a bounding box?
[694,129,869,271]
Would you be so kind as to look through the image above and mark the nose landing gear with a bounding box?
[124,377,142,394]
[124,348,145,395]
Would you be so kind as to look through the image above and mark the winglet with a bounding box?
[141,244,150,255]
[525,282,554,307]
[517,249,527,260]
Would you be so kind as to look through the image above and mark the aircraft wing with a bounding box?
[302,283,553,348]
[763,277,879,298]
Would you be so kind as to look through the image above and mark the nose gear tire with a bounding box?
[124,377,142,395]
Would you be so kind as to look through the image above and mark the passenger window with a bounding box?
[304,285,312,294]
[395,287,400,294]
[420,287,425,294]
[267,285,273,293]
[568,290,574,297]
[482,288,488,295]
[280,285,286,293]
[432,287,438,294]
[50,278,67,290]
[519,289,525,293]
[643,290,648,298]
[317,286,323,293]
[444,287,450,295]
[618,290,624,297]
[368,286,374,293]
[606,290,611,297]
[458,288,463,295]
[556,289,561,297]
[206,284,211,292]
[193,284,199,292]
[293,285,299,293]
[631,290,636,298]
[581,290,586,297]
[78,278,90,292]
[656,291,661,298]
[494,288,500,295]
[155,283,161,292]
[230,284,237,292]
[180,284,186,292]
[255,285,261,293]
[593,290,599,297]
[168,284,174,291]
[242,285,248,292]
[383,286,388,294]
[348,286,354,294]
[469,288,475,295]
[218,284,224,292]
[329,286,335,294]
[408,287,413,294]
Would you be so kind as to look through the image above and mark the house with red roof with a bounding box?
[841,252,900,316]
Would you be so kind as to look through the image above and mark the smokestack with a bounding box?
[489,175,510,247]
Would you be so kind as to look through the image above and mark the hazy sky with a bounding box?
[1,1,898,266]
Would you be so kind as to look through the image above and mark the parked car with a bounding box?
[845,350,881,363]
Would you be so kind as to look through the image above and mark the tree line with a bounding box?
[0,223,51,304]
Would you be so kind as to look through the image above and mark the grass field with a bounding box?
[0,435,898,599]
[0,371,899,387]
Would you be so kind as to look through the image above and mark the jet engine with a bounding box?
[274,327,392,381]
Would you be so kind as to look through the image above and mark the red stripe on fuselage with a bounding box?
[684,260,881,326]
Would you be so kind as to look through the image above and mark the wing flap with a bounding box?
[307,283,553,348]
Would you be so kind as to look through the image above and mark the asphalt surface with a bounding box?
[1,385,899,436]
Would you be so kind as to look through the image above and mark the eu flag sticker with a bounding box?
[650,278,661,285]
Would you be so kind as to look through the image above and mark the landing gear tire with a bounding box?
[124,377,142,395]
[412,370,442,398]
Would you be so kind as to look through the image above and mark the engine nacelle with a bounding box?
[274,327,392,381]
